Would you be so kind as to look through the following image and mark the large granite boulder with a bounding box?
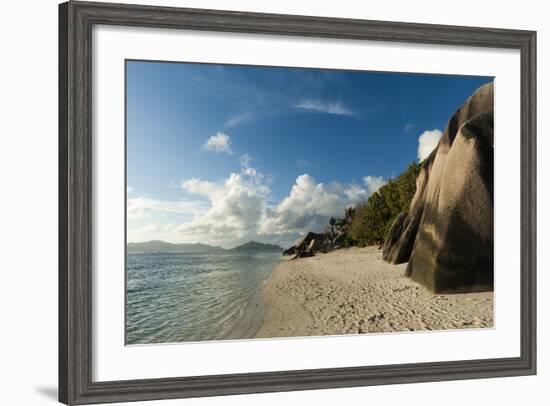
[283,232,328,258]
[383,82,494,293]
[283,211,353,259]
[383,153,434,264]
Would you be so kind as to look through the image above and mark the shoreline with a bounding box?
[222,288,265,340]
[223,263,279,340]
[254,247,493,339]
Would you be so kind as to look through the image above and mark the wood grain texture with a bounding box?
[58,3,69,404]
[58,1,537,404]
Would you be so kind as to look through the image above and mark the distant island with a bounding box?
[127,240,283,254]
[231,241,284,253]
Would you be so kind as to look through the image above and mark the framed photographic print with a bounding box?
[59,1,537,404]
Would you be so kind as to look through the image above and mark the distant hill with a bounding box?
[127,240,283,253]
[127,240,224,253]
[230,241,283,252]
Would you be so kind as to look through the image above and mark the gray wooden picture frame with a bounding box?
[59,1,537,404]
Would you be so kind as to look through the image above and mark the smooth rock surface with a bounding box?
[383,82,494,293]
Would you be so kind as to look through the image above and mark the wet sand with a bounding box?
[223,287,266,340]
[254,247,493,338]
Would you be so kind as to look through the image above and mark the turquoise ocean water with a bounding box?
[126,251,280,344]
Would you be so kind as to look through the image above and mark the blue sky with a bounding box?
[126,60,492,248]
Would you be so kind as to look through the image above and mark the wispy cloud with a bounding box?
[203,132,232,154]
[225,112,253,128]
[127,197,209,220]
[294,99,357,117]
[404,122,415,132]
[127,186,134,193]
[239,154,253,167]
[296,159,319,169]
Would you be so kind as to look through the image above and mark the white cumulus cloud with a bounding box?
[179,166,270,240]
[344,184,369,204]
[176,169,387,241]
[363,175,386,195]
[128,158,388,246]
[203,132,232,154]
[417,129,443,161]
[259,174,369,236]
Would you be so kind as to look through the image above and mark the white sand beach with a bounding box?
[254,247,493,338]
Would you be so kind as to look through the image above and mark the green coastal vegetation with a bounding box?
[285,161,422,258]
[347,162,421,246]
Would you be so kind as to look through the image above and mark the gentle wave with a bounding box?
[126,251,280,344]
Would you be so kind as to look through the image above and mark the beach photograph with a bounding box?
[125,60,494,345]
